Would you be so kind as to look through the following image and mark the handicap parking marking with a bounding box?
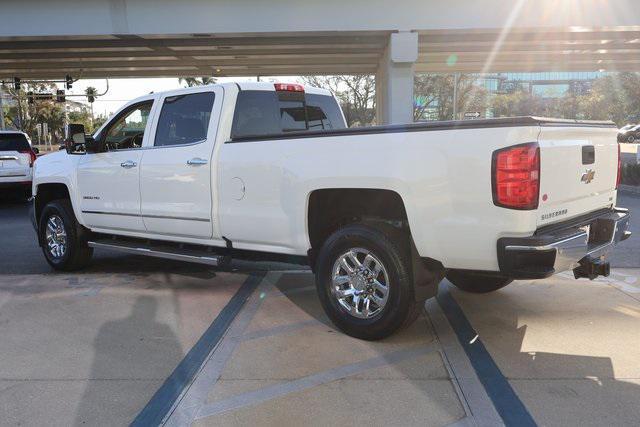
[131,272,267,427]
[432,282,537,427]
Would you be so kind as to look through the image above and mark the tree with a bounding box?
[571,73,640,125]
[90,114,109,133]
[0,82,96,143]
[301,75,376,127]
[179,77,217,87]
[414,74,487,121]
[0,86,9,129]
[2,82,65,142]
[491,90,538,117]
[85,86,98,128]
[68,108,94,133]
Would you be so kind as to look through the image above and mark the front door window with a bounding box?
[102,102,153,150]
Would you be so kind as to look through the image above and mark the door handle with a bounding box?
[120,160,137,168]
[187,158,208,166]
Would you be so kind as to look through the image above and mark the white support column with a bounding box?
[376,31,418,125]
[0,89,5,130]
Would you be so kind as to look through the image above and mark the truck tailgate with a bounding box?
[537,125,618,227]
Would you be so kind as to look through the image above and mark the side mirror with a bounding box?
[64,123,87,155]
[84,136,102,154]
[32,147,40,155]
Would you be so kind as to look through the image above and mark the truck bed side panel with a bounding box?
[218,126,541,270]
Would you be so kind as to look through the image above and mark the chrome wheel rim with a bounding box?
[331,248,390,319]
[45,215,67,259]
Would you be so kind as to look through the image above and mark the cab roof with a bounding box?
[233,81,332,96]
[129,81,333,105]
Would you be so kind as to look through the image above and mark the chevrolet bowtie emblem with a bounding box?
[581,169,596,184]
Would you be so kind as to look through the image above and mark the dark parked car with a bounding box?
[618,124,640,143]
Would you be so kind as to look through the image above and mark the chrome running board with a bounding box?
[88,240,227,266]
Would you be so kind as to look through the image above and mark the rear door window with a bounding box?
[231,91,282,138]
[231,90,346,139]
[155,92,215,147]
[0,134,30,151]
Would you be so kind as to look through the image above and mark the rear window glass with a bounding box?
[0,134,30,151]
[306,94,346,131]
[231,90,346,139]
[155,92,215,147]
[279,99,307,132]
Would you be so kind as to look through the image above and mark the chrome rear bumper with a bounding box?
[497,208,631,279]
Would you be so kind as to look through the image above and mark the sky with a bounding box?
[72,76,287,118]
[72,78,182,117]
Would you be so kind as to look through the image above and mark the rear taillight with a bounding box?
[19,149,37,167]
[274,83,304,92]
[492,142,540,210]
[616,143,622,189]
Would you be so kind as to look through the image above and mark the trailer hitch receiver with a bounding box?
[573,256,610,280]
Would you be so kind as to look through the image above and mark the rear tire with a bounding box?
[39,199,93,271]
[315,224,420,341]
[628,135,635,143]
[446,270,512,294]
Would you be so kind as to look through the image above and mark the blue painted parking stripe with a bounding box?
[131,272,265,427]
[436,283,537,427]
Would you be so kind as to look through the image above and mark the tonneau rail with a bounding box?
[229,116,617,143]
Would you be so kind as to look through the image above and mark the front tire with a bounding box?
[39,199,93,271]
[315,224,420,341]
[627,135,635,143]
[446,270,512,294]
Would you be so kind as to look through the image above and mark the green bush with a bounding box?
[622,163,640,186]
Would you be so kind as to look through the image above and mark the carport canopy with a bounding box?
[2,0,640,123]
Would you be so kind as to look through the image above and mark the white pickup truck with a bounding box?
[31,82,631,339]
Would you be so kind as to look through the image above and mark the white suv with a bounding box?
[0,131,37,199]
